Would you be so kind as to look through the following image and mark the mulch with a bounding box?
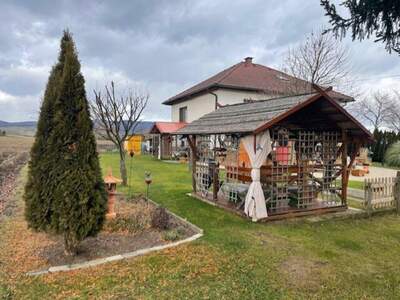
[1,193,197,275]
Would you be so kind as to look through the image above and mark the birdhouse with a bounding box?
[104,168,122,219]
[104,168,122,193]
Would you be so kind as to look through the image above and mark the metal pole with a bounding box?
[128,152,134,199]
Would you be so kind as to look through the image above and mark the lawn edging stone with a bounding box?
[26,198,203,276]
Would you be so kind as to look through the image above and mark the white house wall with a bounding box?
[171,93,214,123]
[171,89,275,122]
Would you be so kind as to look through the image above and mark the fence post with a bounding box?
[365,182,372,217]
[395,171,400,215]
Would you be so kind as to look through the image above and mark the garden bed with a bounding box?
[37,198,199,267]
[1,191,202,276]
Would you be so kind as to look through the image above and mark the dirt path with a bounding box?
[0,153,28,218]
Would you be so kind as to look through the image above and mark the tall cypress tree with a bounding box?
[24,32,72,230]
[25,31,107,255]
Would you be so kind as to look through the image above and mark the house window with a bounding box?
[179,106,187,122]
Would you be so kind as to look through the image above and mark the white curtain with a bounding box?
[242,131,272,221]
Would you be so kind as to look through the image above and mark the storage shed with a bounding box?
[150,122,187,160]
[177,87,373,221]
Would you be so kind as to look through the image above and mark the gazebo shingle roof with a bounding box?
[177,93,313,135]
[177,91,372,140]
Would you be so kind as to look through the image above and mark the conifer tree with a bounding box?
[24,32,72,230]
[25,31,107,255]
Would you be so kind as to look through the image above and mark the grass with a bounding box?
[348,180,364,190]
[372,162,400,171]
[2,153,400,299]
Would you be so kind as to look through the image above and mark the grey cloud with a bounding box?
[0,0,399,121]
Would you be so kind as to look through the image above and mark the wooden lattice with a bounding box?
[195,136,214,198]
[268,128,291,213]
[223,135,240,204]
[266,129,342,214]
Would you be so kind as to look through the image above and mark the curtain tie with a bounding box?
[251,168,260,182]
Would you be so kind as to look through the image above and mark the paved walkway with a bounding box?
[349,166,398,182]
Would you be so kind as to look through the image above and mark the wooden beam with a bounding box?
[187,135,197,193]
[341,129,348,206]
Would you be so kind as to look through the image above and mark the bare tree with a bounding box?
[350,91,393,131]
[387,90,400,132]
[283,29,353,95]
[92,82,149,185]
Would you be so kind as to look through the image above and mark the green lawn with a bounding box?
[372,162,400,170]
[2,153,400,299]
[348,180,364,190]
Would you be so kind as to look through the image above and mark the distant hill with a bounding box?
[130,121,154,134]
[0,120,37,127]
[0,120,37,136]
[0,120,156,137]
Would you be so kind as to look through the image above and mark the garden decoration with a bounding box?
[128,150,134,197]
[104,168,122,219]
[145,171,152,199]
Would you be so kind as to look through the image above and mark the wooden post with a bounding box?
[395,171,400,214]
[341,130,348,206]
[366,181,373,217]
[187,135,197,194]
[212,162,219,201]
[253,134,257,154]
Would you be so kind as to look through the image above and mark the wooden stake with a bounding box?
[395,171,400,214]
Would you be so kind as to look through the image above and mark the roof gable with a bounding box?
[150,122,187,134]
[163,59,353,105]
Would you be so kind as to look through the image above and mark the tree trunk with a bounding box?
[64,233,79,256]
[119,148,128,186]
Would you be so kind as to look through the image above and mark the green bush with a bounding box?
[106,214,148,233]
[151,207,170,230]
[163,229,181,241]
[385,141,400,168]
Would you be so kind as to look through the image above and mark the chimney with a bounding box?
[244,57,253,66]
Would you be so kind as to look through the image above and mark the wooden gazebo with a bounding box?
[177,88,372,221]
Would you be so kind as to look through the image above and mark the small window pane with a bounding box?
[179,107,187,122]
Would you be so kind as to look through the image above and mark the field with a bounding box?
[0,135,34,154]
[1,153,400,299]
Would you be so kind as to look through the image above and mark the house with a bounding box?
[163,57,353,123]
[177,88,372,221]
[149,122,187,160]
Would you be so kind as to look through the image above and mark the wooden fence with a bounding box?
[364,171,400,214]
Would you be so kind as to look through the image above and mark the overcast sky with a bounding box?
[0,0,399,122]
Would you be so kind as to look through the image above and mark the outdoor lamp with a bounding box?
[145,171,152,199]
[104,168,122,219]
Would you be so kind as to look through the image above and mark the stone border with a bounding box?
[26,199,203,276]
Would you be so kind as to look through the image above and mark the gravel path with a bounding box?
[349,166,398,182]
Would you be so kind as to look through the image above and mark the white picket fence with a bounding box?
[364,173,400,213]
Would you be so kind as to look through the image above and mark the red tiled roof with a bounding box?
[150,122,187,134]
[163,59,353,105]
